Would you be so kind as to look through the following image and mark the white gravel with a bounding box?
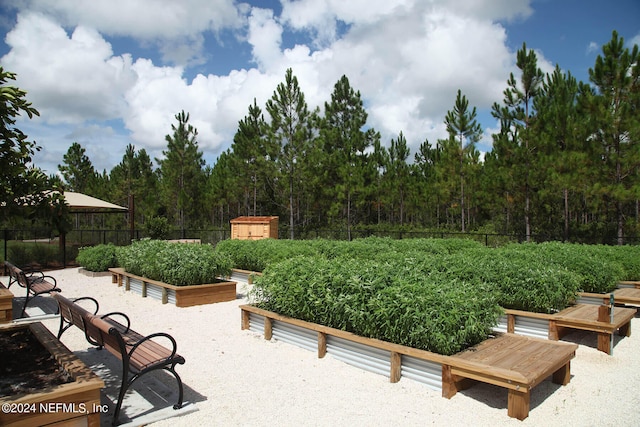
[9,268,640,426]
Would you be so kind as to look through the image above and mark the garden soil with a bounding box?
[9,268,640,426]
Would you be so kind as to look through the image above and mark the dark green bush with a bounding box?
[77,244,118,272]
[118,240,232,286]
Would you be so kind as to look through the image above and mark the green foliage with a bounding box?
[76,244,118,272]
[117,239,232,286]
[250,255,502,356]
[144,216,171,240]
[7,242,59,267]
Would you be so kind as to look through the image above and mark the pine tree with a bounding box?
[156,110,206,235]
[444,90,482,232]
[265,68,311,239]
[58,142,97,193]
[583,31,639,244]
[491,43,544,241]
[318,75,373,238]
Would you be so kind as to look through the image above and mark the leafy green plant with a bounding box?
[76,244,118,272]
[250,254,502,355]
[144,216,171,240]
[118,239,232,286]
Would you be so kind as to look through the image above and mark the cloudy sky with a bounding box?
[1,0,639,175]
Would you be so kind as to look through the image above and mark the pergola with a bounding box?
[60,192,129,266]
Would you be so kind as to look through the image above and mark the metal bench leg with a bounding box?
[112,361,131,425]
[166,364,185,409]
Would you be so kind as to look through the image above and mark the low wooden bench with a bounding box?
[4,261,60,317]
[53,293,186,425]
[550,303,635,354]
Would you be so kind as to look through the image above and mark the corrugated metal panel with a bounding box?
[248,312,265,334]
[493,315,508,334]
[229,271,251,285]
[401,355,442,391]
[272,320,317,352]
[326,335,390,377]
[513,315,548,339]
[577,295,604,305]
[146,282,163,301]
[166,289,176,304]
[129,278,143,295]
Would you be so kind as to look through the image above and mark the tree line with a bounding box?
[2,31,638,244]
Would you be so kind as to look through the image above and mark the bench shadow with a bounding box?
[72,347,206,426]
[12,294,59,318]
[558,328,627,353]
[456,375,568,414]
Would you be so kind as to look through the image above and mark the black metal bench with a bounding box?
[4,261,60,317]
[53,293,186,425]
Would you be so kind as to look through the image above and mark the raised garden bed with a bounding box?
[0,285,13,323]
[110,268,237,307]
[240,304,577,420]
[0,322,104,426]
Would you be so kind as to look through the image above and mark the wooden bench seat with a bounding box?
[443,333,576,420]
[53,293,186,425]
[4,261,60,317]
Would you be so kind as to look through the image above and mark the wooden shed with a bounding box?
[230,216,279,240]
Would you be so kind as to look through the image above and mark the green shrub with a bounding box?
[77,244,118,272]
[144,216,171,240]
[250,254,502,356]
[118,240,232,286]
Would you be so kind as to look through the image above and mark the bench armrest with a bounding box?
[101,312,131,333]
[129,332,179,361]
[71,296,100,315]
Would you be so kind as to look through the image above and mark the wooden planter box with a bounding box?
[109,268,237,307]
[240,304,577,420]
[0,322,104,427]
[0,286,13,323]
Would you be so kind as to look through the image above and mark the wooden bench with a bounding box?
[53,293,186,425]
[550,303,635,354]
[4,261,60,317]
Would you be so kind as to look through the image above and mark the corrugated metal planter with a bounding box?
[109,268,237,307]
[240,304,448,391]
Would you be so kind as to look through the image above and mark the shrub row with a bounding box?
[77,240,232,286]
[215,236,483,271]
[76,243,118,272]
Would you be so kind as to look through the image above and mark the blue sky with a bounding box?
[0,0,638,176]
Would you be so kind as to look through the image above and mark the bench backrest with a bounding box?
[85,314,128,359]
[4,261,26,288]
[55,294,94,330]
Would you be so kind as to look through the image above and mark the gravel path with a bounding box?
[8,268,640,426]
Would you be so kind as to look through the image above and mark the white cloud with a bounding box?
[586,41,599,55]
[2,12,136,124]
[1,1,537,173]
[7,0,244,66]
